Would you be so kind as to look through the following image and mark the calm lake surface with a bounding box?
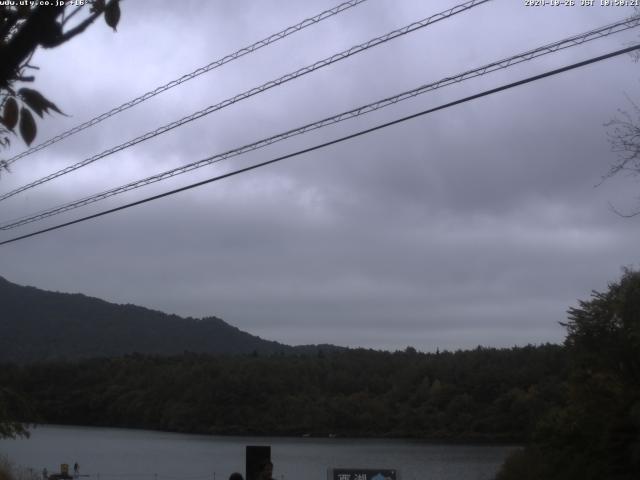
[0,425,517,480]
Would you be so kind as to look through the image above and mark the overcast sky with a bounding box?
[1,0,639,351]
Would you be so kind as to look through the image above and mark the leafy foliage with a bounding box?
[0,455,41,480]
[0,345,567,441]
[0,89,63,147]
[0,1,121,150]
[497,269,640,480]
[0,387,32,439]
[17,106,35,146]
[104,1,121,31]
[2,97,17,130]
[18,88,63,118]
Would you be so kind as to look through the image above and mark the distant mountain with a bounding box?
[0,276,336,363]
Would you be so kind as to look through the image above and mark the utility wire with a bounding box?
[1,14,637,231]
[1,0,371,167]
[1,44,637,247]
[0,0,491,203]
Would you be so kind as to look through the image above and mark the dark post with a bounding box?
[245,445,271,480]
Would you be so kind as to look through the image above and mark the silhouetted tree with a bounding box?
[0,0,121,170]
[497,268,640,480]
[0,387,33,439]
[604,101,640,216]
[603,9,640,216]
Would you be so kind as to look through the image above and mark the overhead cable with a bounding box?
[2,14,638,231]
[1,0,371,167]
[1,44,637,247]
[0,0,492,203]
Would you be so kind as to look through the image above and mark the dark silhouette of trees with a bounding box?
[0,344,567,441]
[497,269,640,480]
[603,10,640,217]
[0,2,121,432]
[0,387,33,439]
[0,0,121,171]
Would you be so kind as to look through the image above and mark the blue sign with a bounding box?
[331,469,397,480]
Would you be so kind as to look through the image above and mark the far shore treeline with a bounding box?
[1,269,638,479]
[0,344,566,441]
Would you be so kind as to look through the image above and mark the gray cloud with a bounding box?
[1,0,639,351]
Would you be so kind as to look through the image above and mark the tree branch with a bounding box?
[53,0,117,47]
[0,10,19,41]
[607,201,640,218]
[0,5,64,87]
[61,4,84,27]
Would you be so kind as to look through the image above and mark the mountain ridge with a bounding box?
[0,276,337,363]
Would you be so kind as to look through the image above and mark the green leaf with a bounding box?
[104,0,121,31]
[19,107,36,146]
[18,88,64,118]
[2,98,18,130]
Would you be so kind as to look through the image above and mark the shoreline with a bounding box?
[21,423,524,446]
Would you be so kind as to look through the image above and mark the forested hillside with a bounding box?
[496,269,640,480]
[0,345,566,441]
[0,276,334,362]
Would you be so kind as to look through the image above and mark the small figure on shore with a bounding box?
[228,473,244,480]
[42,467,48,480]
[73,463,79,479]
[255,461,275,480]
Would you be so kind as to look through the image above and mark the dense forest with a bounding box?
[496,269,640,480]
[0,344,566,441]
[1,270,638,479]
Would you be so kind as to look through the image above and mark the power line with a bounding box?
[1,0,371,167]
[0,0,491,203]
[1,44,637,247]
[2,14,637,231]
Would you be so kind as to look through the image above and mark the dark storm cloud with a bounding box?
[1,0,639,350]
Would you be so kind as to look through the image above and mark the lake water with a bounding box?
[0,425,517,480]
